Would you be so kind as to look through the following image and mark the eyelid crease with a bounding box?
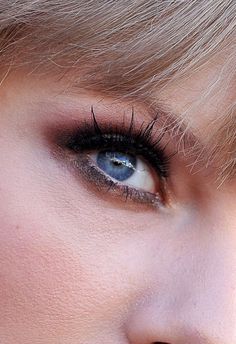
[41,99,207,182]
[39,98,200,158]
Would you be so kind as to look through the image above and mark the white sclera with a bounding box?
[124,158,156,193]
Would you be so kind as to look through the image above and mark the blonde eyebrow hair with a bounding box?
[0,0,235,181]
[151,97,236,183]
[210,105,236,183]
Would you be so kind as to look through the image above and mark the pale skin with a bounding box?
[0,59,235,344]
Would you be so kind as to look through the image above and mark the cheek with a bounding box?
[0,136,96,325]
[0,219,91,328]
[0,208,145,338]
[0,137,134,332]
[0,124,185,339]
[0,167,136,340]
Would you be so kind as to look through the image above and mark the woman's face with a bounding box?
[0,61,235,344]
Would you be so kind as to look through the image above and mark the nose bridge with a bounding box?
[181,230,236,341]
[128,252,236,344]
[177,191,236,339]
[127,203,236,344]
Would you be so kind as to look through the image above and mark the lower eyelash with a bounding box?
[72,154,165,208]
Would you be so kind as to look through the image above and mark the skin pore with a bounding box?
[0,59,235,344]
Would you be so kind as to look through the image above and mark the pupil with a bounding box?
[113,160,122,167]
[96,150,137,181]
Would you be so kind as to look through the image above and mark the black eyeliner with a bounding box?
[54,107,172,208]
[64,106,170,179]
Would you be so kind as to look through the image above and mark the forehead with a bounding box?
[157,56,234,127]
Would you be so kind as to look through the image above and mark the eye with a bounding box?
[89,149,157,193]
[56,107,171,207]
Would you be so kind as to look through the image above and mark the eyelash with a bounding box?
[59,107,172,207]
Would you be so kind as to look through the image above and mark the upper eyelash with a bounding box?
[64,106,171,179]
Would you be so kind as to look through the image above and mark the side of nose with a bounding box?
[127,260,236,344]
[126,206,236,344]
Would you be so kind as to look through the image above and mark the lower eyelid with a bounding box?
[69,153,165,209]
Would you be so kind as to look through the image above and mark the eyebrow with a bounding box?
[209,106,236,182]
[139,97,236,183]
[141,99,204,155]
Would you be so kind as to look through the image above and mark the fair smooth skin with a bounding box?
[0,60,235,344]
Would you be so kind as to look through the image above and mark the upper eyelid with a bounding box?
[56,109,172,177]
[40,100,200,164]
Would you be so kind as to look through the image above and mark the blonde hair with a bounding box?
[0,0,235,180]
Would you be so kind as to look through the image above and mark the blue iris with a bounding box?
[97,150,137,181]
